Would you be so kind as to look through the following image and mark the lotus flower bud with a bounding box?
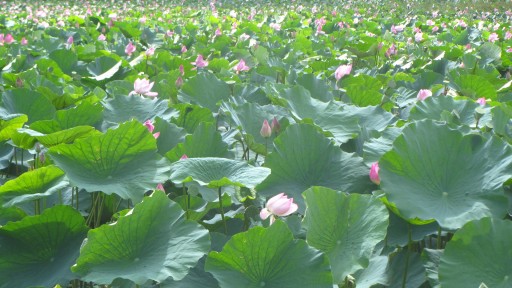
[260,119,272,138]
[369,162,380,185]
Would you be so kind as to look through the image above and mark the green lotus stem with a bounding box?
[265,138,268,156]
[401,223,413,288]
[218,187,227,233]
[95,193,105,228]
[183,184,189,219]
[437,226,442,249]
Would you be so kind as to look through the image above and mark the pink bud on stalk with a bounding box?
[260,119,272,138]
[369,162,380,185]
[271,117,280,134]
[476,97,486,106]
[260,193,298,225]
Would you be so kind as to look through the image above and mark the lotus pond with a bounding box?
[1,0,512,287]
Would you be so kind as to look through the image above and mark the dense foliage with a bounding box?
[1,0,512,287]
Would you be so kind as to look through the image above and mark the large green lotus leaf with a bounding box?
[17,126,97,147]
[0,205,88,288]
[72,191,210,285]
[0,114,27,141]
[279,85,360,143]
[102,95,170,130]
[256,124,372,212]
[2,88,56,124]
[170,157,270,189]
[343,104,396,132]
[0,165,69,207]
[409,96,491,127]
[422,248,443,288]
[450,74,497,100]
[387,250,427,288]
[171,103,215,133]
[48,120,170,202]
[439,217,512,287]
[154,117,187,155]
[478,42,501,65]
[178,72,231,111]
[166,122,230,162]
[30,102,103,132]
[205,221,332,288]
[380,120,511,229]
[352,256,389,288]
[386,212,439,247]
[160,256,219,288]
[362,127,402,165]
[0,206,26,226]
[222,102,290,155]
[303,187,388,283]
[86,57,122,81]
[344,74,383,106]
[296,73,334,102]
[49,49,78,75]
[402,71,444,91]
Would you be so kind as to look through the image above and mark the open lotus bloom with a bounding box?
[125,41,136,56]
[334,64,352,81]
[129,78,158,97]
[260,193,298,225]
[192,54,208,68]
[417,89,432,101]
[234,59,250,73]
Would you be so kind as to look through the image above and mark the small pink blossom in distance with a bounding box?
[260,119,272,138]
[334,64,352,81]
[145,46,155,57]
[432,26,439,32]
[4,34,14,44]
[385,44,397,58]
[156,183,165,191]
[0,34,4,45]
[234,59,250,73]
[153,132,160,139]
[179,64,184,76]
[507,47,512,53]
[192,54,208,69]
[97,34,106,41]
[181,45,188,53]
[21,37,28,45]
[414,32,423,42]
[488,33,499,43]
[180,154,188,160]
[417,89,433,101]
[239,33,250,41]
[506,31,512,40]
[476,97,486,106]
[139,16,147,24]
[125,41,136,56]
[260,193,298,225]
[129,78,158,97]
[369,162,380,185]
[269,23,281,31]
[215,28,222,36]
[426,19,435,26]
[166,30,174,37]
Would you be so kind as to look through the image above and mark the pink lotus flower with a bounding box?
[4,34,14,44]
[414,32,423,42]
[166,30,174,37]
[156,183,165,191]
[426,19,435,26]
[234,59,250,73]
[488,33,499,43]
[179,64,184,76]
[334,64,352,81]
[97,34,106,41]
[260,119,272,138]
[175,76,184,88]
[269,23,281,31]
[181,45,188,53]
[369,162,380,185]
[180,154,188,160]
[476,97,486,106]
[417,89,433,101]
[129,78,158,97]
[139,16,147,24]
[144,120,155,132]
[125,41,136,56]
[271,117,280,134]
[506,31,512,40]
[192,54,208,69]
[432,26,439,32]
[215,28,222,36]
[507,47,512,53]
[21,37,28,45]
[385,44,397,58]
[260,193,298,225]
[145,46,155,57]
